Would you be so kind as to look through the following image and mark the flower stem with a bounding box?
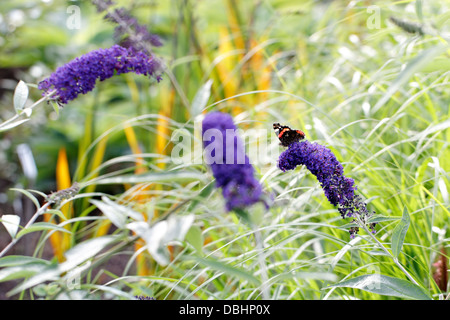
[0,202,51,259]
[0,90,56,131]
[253,225,270,299]
[354,213,420,286]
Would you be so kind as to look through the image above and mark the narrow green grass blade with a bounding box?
[88,170,206,186]
[373,45,447,113]
[193,256,260,286]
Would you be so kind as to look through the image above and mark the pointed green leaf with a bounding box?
[146,215,194,266]
[44,209,68,222]
[368,215,401,224]
[15,222,71,239]
[191,79,212,117]
[0,263,50,283]
[7,265,60,296]
[185,225,203,254]
[0,119,30,132]
[50,100,60,118]
[325,274,432,300]
[10,188,40,209]
[90,198,127,228]
[59,235,117,272]
[91,196,144,228]
[0,215,21,239]
[0,255,51,268]
[391,207,410,258]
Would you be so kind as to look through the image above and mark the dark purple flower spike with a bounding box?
[278,141,376,238]
[38,45,161,105]
[202,112,265,212]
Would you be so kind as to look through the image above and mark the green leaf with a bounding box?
[191,79,212,118]
[0,255,51,268]
[50,100,60,118]
[368,215,401,224]
[15,222,71,239]
[325,274,432,300]
[44,209,69,222]
[13,80,29,113]
[59,235,117,272]
[0,263,50,283]
[415,0,423,22]
[340,221,358,229]
[391,207,410,258]
[10,188,40,209]
[339,214,401,230]
[90,197,135,229]
[0,214,21,239]
[146,215,195,266]
[7,265,60,296]
[185,225,203,254]
[0,119,30,132]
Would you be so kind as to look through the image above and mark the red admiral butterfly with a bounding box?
[273,123,305,147]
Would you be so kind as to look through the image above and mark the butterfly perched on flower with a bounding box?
[273,123,305,147]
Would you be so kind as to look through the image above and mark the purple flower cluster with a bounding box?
[202,112,264,212]
[38,45,161,105]
[93,0,163,53]
[278,141,375,238]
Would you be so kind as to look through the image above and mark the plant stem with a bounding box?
[0,90,56,131]
[253,225,270,299]
[0,202,51,259]
[354,214,420,286]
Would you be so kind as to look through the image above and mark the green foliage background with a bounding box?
[0,0,449,300]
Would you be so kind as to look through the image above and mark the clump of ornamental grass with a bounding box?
[278,140,376,238]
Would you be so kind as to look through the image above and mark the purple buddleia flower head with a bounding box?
[38,45,161,105]
[92,0,163,53]
[278,141,376,238]
[202,112,265,212]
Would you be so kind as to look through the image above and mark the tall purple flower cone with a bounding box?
[38,45,161,105]
[278,141,376,238]
[202,112,264,212]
